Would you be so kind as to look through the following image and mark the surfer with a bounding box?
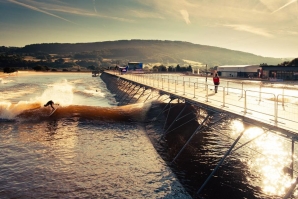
[44,100,55,111]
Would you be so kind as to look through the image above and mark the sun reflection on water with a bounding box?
[232,122,296,197]
[230,120,244,134]
[254,134,293,196]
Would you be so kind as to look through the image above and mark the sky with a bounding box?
[0,0,298,58]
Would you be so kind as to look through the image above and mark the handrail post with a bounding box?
[241,82,244,98]
[274,94,277,125]
[206,84,209,102]
[277,94,279,119]
[175,80,177,93]
[282,86,285,107]
[223,87,226,107]
[152,75,153,86]
[227,81,229,95]
[259,83,261,102]
[183,81,185,95]
[291,139,294,179]
[244,90,247,114]
[153,76,155,87]
[194,82,196,98]
[168,79,170,91]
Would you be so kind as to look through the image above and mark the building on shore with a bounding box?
[261,65,298,81]
[217,64,298,81]
[217,65,261,78]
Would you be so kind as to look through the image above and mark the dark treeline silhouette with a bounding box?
[151,64,192,72]
[278,58,298,66]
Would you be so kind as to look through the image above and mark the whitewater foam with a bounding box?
[0,101,41,119]
[38,79,74,106]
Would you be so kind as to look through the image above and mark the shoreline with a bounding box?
[0,71,92,78]
[1,71,298,86]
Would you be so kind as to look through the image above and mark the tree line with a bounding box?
[0,52,105,73]
[150,64,193,72]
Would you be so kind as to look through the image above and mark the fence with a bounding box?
[111,72,298,133]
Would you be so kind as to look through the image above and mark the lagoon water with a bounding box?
[0,72,189,198]
[1,72,298,199]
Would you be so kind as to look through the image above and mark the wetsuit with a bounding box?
[44,100,55,110]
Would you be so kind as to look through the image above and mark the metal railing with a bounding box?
[110,72,298,133]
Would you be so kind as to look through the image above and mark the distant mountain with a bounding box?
[17,40,283,66]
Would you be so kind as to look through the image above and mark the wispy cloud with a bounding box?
[180,10,190,24]
[8,0,76,24]
[41,4,133,22]
[93,0,97,13]
[8,0,133,23]
[224,24,274,38]
[128,10,164,19]
[271,0,297,14]
[45,6,134,22]
[136,0,196,23]
[279,30,298,35]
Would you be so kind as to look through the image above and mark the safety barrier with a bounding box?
[110,72,298,133]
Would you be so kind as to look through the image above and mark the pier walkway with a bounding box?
[103,71,298,198]
[105,71,298,137]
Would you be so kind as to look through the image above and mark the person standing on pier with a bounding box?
[213,73,220,93]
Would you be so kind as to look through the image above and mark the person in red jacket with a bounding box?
[213,73,220,93]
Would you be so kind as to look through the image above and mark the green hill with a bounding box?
[17,40,283,66]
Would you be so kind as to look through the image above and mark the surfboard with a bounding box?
[49,108,57,116]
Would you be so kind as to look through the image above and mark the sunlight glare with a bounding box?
[243,127,264,140]
[231,120,244,134]
[245,132,294,196]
